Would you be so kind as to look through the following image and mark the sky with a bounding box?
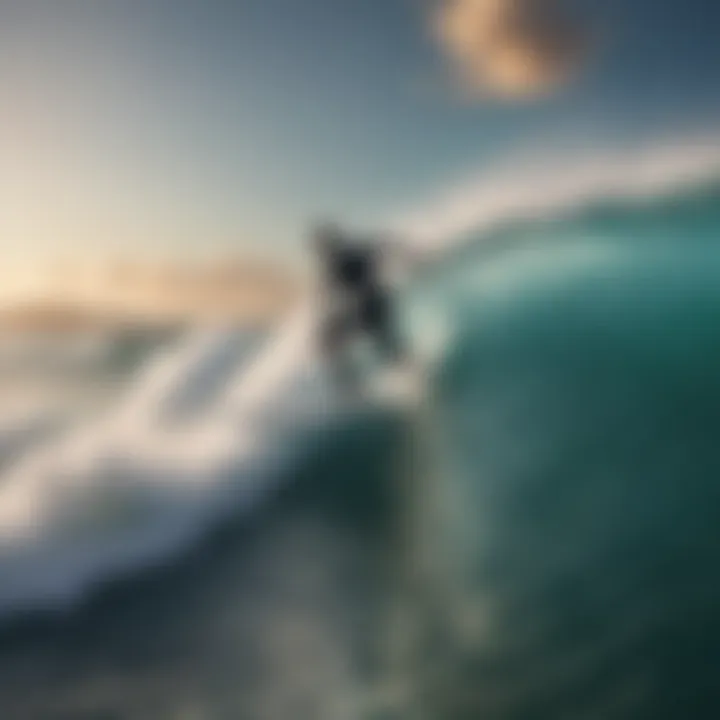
[1,0,719,288]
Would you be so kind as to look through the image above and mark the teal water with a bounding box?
[1,182,720,718]
[403,185,720,719]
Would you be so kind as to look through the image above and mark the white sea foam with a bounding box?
[0,306,347,617]
[393,134,720,250]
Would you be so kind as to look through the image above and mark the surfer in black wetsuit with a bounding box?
[313,222,405,382]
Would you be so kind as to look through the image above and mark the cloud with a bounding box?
[432,0,589,98]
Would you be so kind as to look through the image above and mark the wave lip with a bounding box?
[395,135,720,249]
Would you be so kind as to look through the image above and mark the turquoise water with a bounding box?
[1,181,720,718]
[404,185,720,719]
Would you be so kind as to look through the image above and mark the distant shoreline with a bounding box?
[0,258,302,334]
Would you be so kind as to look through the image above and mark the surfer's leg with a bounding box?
[376,318,405,363]
[361,291,405,363]
[319,310,360,389]
[319,312,344,358]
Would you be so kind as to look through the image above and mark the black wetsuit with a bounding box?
[319,242,402,363]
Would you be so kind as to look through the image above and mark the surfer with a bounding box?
[312,222,407,385]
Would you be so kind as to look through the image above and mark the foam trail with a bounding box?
[393,136,720,251]
[0,301,343,617]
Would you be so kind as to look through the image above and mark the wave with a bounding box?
[2,136,720,621]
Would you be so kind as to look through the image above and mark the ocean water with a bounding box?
[2,173,720,718]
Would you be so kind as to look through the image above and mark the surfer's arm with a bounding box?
[376,234,430,272]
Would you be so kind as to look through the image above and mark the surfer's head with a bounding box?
[312,221,343,255]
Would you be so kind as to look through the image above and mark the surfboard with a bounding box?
[366,360,426,408]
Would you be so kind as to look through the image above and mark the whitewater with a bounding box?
[1,137,720,624]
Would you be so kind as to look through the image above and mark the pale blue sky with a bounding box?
[0,0,719,269]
